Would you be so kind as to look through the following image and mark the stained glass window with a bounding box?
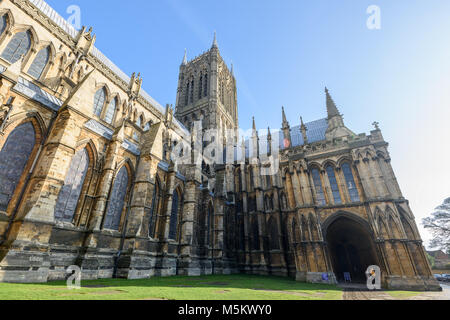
[103,166,129,230]
[311,168,326,206]
[0,122,35,211]
[326,166,342,204]
[103,97,116,124]
[0,15,7,36]
[93,88,106,117]
[54,148,89,222]
[1,31,31,64]
[27,46,50,79]
[342,163,360,202]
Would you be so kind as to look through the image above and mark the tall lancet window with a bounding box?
[54,148,89,223]
[198,73,203,100]
[103,166,129,230]
[27,46,50,79]
[1,31,31,64]
[93,88,106,117]
[342,163,360,202]
[0,15,7,36]
[203,73,208,97]
[326,166,342,204]
[168,190,181,240]
[104,97,117,124]
[185,82,189,106]
[0,122,36,211]
[311,168,326,206]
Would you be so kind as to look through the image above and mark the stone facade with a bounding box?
[0,0,440,291]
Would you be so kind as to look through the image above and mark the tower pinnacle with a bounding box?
[325,87,340,119]
[181,48,187,65]
[212,31,218,49]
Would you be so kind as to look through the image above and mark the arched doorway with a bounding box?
[325,215,380,283]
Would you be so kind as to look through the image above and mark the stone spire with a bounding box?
[267,126,272,140]
[325,87,340,119]
[212,31,218,49]
[252,116,258,136]
[281,106,291,148]
[281,106,289,128]
[181,48,187,65]
[300,117,308,144]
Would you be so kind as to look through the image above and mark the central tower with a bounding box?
[175,33,238,138]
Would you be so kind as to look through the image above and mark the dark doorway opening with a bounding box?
[326,216,379,283]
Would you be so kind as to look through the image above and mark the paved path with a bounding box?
[341,282,450,300]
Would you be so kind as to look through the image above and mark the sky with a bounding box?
[45,0,450,249]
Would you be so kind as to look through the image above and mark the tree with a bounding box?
[422,197,450,253]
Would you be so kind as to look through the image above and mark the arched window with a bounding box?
[249,167,254,190]
[198,73,203,100]
[207,203,213,245]
[0,122,36,211]
[311,168,326,206]
[144,121,152,131]
[203,73,208,97]
[268,217,280,250]
[251,218,260,250]
[136,115,143,128]
[342,163,360,202]
[184,82,189,106]
[266,175,271,189]
[54,148,89,222]
[0,15,7,36]
[168,190,181,240]
[27,46,50,79]
[93,88,106,117]
[1,31,32,64]
[190,79,194,103]
[148,179,161,238]
[326,166,342,204]
[103,166,129,230]
[103,97,117,124]
[291,219,298,243]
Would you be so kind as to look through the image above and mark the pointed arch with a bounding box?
[27,45,50,79]
[325,164,342,204]
[103,164,131,231]
[1,30,32,64]
[148,175,162,238]
[93,87,107,117]
[0,116,42,213]
[0,10,14,40]
[103,95,118,124]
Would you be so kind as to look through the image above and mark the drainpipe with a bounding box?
[0,109,58,247]
[113,154,141,278]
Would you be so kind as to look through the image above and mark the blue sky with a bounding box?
[46,0,450,248]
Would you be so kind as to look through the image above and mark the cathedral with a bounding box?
[0,0,440,291]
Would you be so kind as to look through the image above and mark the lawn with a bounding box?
[0,274,344,300]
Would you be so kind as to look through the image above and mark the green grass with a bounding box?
[0,274,344,300]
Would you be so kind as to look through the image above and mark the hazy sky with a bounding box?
[45,0,450,249]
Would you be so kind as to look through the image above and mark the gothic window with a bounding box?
[136,115,143,128]
[342,162,360,202]
[326,166,342,204]
[251,218,260,250]
[185,82,189,106]
[249,167,254,190]
[103,97,117,124]
[203,73,208,97]
[54,148,89,223]
[103,166,129,230]
[190,79,194,104]
[1,31,32,64]
[27,46,50,79]
[266,175,271,189]
[291,218,298,243]
[220,81,225,104]
[268,217,280,250]
[311,168,326,206]
[93,88,106,117]
[168,190,181,240]
[0,122,35,211]
[198,73,203,100]
[148,179,161,238]
[0,15,7,36]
